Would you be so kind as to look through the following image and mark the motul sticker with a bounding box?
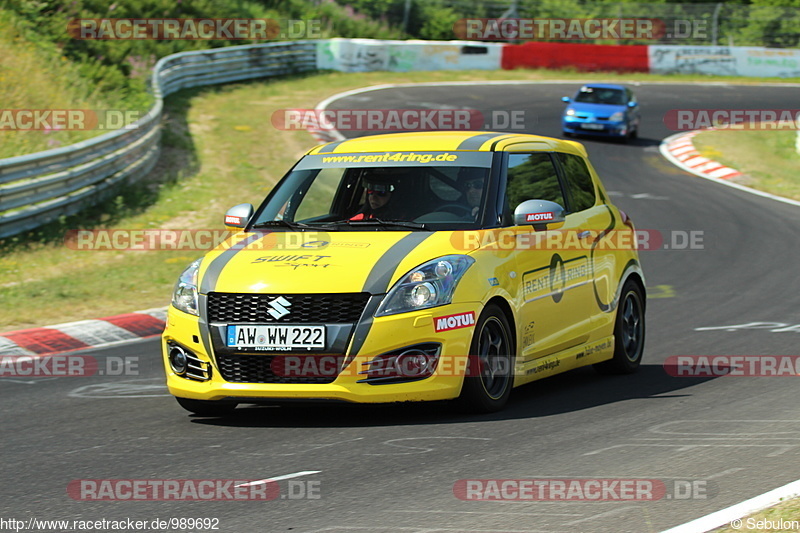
[434,312,476,332]
[526,212,554,222]
[225,215,241,225]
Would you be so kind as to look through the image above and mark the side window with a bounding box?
[556,153,596,212]
[506,153,565,209]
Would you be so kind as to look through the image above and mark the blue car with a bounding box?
[561,84,640,142]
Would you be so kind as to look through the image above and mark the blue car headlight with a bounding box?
[375,255,475,317]
[565,108,576,116]
[609,111,625,122]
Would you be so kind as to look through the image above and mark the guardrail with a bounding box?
[0,40,317,239]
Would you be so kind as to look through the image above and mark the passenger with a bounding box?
[460,171,487,219]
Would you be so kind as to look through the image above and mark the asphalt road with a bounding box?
[2,82,800,533]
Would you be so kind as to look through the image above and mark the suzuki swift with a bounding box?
[163,131,646,415]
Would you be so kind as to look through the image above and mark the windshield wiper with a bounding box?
[321,218,429,231]
[250,219,314,230]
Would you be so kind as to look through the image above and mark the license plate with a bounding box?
[226,325,325,350]
[581,123,604,130]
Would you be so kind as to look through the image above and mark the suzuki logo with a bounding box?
[267,296,291,319]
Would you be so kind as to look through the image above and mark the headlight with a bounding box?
[172,258,202,316]
[565,108,576,116]
[375,255,475,317]
[609,112,624,122]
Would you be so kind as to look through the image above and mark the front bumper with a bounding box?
[162,303,477,404]
[562,118,628,137]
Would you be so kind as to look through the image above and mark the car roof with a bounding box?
[578,83,628,91]
[307,131,587,157]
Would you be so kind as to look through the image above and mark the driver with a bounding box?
[350,174,402,220]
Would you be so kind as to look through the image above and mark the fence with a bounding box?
[0,41,316,239]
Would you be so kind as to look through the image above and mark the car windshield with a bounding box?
[574,88,626,106]
[251,153,494,231]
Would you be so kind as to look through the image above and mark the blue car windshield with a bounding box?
[575,88,626,106]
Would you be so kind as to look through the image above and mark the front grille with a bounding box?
[207,293,370,323]
[216,354,342,384]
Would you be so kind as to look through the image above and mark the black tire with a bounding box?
[595,280,645,374]
[458,304,514,413]
[175,397,238,416]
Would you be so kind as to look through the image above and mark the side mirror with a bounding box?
[224,203,254,229]
[514,200,566,230]
[561,96,571,103]
[627,101,638,108]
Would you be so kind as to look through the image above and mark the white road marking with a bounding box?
[365,436,492,455]
[236,470,321,487]
[660,478,800,533]
[68,379,169,398]
[275,437,364,456]
[630,193,670,200]
[583,443,795,457]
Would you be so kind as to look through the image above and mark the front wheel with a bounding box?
[175,397,238,416]
[458,304,514,413]
[595,280,645,374]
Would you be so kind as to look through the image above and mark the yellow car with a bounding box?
[163,131,646,415]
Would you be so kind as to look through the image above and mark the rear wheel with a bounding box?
[595,280,645,374]
[458,304,514,413]
[175,397,238,416]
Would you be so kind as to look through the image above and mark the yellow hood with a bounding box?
[197,230,461,295]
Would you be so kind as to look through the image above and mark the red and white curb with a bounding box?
[660,131,800,208]
[661,478,800,533]
[0,308,166,356]
[662,130,741,180]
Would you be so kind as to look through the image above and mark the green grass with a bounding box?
[713,496,800,532]
[693,129,800,200]
[3,67,800,330]
[0,9,150,158]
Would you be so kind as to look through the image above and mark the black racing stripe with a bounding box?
[344,295,383,361]
[197,294,214,365]
[199,233,267,294]
[346,234,433,360]
[489,135,519,151]
[316,140,347,154]
[361,232,434,294]
[456,132,510,150]
[197,232,269,368]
